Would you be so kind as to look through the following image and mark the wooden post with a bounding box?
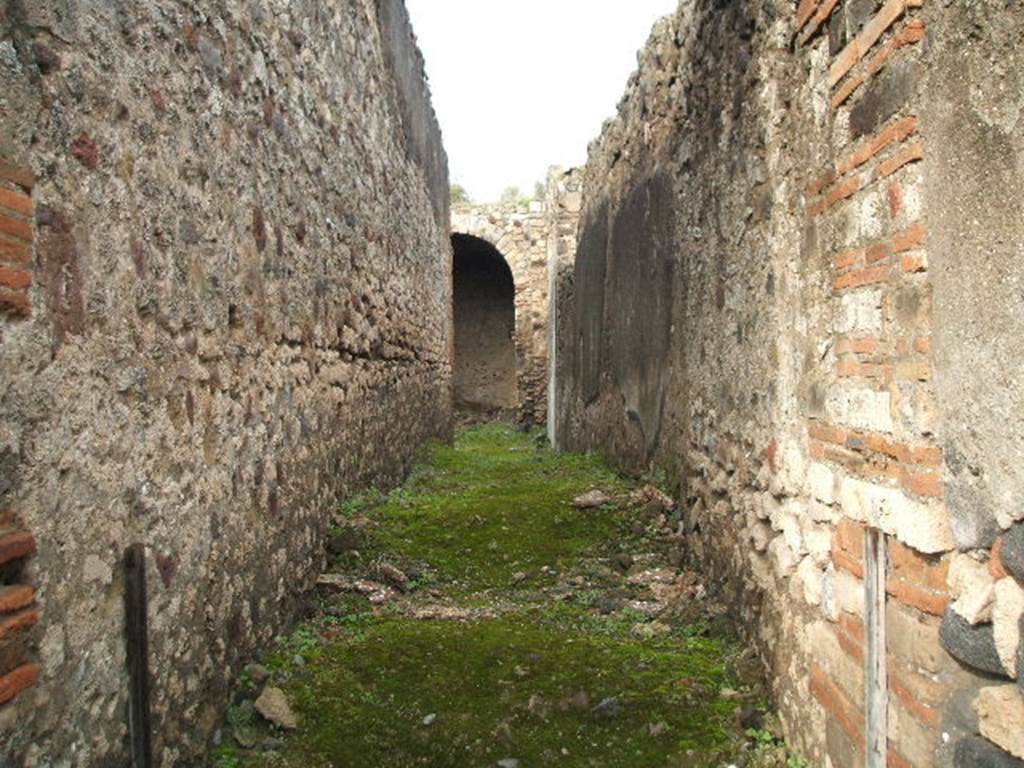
[864,529,888,768]
[124,543,153,768]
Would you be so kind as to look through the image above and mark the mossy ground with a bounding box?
[213,424,802,768]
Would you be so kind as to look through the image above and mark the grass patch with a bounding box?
[242,613,744,768]
[348,424,630,592]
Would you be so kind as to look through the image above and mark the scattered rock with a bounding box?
[975,685,1024,760]
[292,655,306,668]
[422,713,437,726]
[497,760,520,768]
[511,571,529,584]
[328,526,364,555]
[573,490,611,509]
[260,737,284,752]
[648,721,669,736]
[629,485,675,512]
[526,694,548,717]
[738,705,763,731]
[592,697,621,720]
[613,553,634,572]
[254,687,298,730]
[376,562,410,591]
[628,568,678,586]
[559,689,590,711]
[244,663,271,685]
[316,573,352,590]
[941,609,1010,677]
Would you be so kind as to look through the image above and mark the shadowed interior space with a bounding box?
[452,234,517,412]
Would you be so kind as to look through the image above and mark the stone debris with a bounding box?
[375,561,411,591]
[974,685,1024,759]
[572,490,611,509]
[629,485,675,513]
[254,687,298,731]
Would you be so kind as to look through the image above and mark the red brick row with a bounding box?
[832,20,927,109]
[0,523,39,708]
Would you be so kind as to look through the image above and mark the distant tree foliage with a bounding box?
[533,181,545,201]
[499,186,524,207]
[451,184,471,205]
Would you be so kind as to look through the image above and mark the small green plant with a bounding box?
[787,755,809,768]
[213,752,241,768]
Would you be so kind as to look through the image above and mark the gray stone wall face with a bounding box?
[0,1,451,765]
[556,1,1024,765]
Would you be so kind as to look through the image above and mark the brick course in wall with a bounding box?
[555,0,1024,765]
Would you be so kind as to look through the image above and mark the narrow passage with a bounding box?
[213,426,798,768]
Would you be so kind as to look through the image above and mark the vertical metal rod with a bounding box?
[125,543,153,768]
[864,529,888,768]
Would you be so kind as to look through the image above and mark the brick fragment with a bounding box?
[810,422,849,446]
[865,20,927,79]
[0,188,32,218]
[0,267,31,290]
[0,237,30,266]
[877,142,924,179]
[890,671,941,727]
[888,579,948,616]
[0,586,34,614]
[834,248,865,270]
[0,160,34,190]
[901,471,943,498]
[832,74,865,110]
[0,531,36,567]
[824,175,862,209]
[901,253,927,273]
[0,663,39,706]
[837,337,879,355]
[0,214,32,243]
[797,0,819,29]
[810,664,866,751]
[830,0,911,87]
[0,610,38,641]
[834,264,892,291]
[990,539,1009,580]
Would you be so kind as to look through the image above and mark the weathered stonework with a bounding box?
[554,1,1024,765]
[0,1,451,765]
[452,168,581,428]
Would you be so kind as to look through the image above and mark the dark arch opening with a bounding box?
[452,233,517,413]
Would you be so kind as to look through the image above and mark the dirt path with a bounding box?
[211,425,801,768]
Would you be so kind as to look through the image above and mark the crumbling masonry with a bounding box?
[1,1,1023,766]
[552,1,1024,766]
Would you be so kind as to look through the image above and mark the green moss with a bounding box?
[243,611,745,768]
[220,424,787,768]
[349,424,630,593]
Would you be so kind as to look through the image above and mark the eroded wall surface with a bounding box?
[452,191,558,427]
[556,1,1024,765]
[0,1,451,764]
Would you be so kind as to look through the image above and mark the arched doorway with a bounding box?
[451,234,517,414]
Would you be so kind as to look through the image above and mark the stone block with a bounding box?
[954,736,1024,768]
[835,568,865,618]
[839,476,953,554]
[797,555,824,606]
[941,609,1009,678]
[769,535,799,579]
[994,578,1024,677]
[808,461,837,505]
[849,59,922,139]
[837,289,883,335]
[1003,522,1024,584]
[949,553,996,625]
[975,686,1024,760]
[888,601,944,674]
[827,382,894,433]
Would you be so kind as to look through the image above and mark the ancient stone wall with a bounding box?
[0,1,451,765]
[555,1,1024,765]
[452,179,570,427]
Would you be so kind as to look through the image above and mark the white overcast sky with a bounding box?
[405,0,680,203]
